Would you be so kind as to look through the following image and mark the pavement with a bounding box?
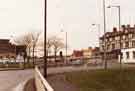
[0,69,34,91]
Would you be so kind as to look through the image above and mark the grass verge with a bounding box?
[65,68,135,91]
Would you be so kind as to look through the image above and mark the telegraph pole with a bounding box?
[44,0,47,78]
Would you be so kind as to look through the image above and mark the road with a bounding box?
[0,65,104,91]
[0,69,34,91]
[0,63,133,91]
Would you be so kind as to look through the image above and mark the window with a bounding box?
[118,43,120,49]
[132,34,135,38]
[120,43,123,48]
[112,44,115,50]
[123,35,125,39]
[133,51,135,59]
[129,34,132,38]
[109,38,112,41]
[115,36,120,40]
[126,35,129,40]
[125,42,129,48]
[107,45,110,50]
[121,53,123,59]
[102,45,104,50]
[112,37,115,41]
[132,41,135,47]
[126,52,129,59]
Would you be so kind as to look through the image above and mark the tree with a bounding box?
[11,33,33,68]
[12,31,41,67]
[46,36,54,56]
[31,32,41,65]
[36,35,65,63]
[51,36,65,62]
[21,33,33,64]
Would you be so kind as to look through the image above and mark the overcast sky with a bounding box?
[0,0,135,52]
[0,0,43,38]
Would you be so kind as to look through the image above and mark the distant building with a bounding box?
[82,48,92,58]
[72,50,83,58]
[72,47,94,58]
[0,39,26,58]
[100,24,135,63]
[92,47,100,58]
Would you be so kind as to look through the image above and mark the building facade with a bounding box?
[100,25,135,63]
[82,48,92,58]
[0,39,26,58]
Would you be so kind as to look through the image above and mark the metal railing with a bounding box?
[35,66,54,91]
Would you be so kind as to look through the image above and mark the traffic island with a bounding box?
[23,78,36,91]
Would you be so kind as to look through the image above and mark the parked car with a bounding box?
[2,58,10,64]
[86,58,102,66]
[71,59,83,66]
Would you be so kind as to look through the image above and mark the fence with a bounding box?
[35,66,54,91]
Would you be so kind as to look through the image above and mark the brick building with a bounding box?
[100,25,135,63]
[0,39,26,58]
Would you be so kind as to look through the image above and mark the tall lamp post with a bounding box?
[92,24,100,47]
[44,0,47,78]
[103,0,107,69]
[61,29,67,64]
[107,5,121,68]
[10,36,17,61]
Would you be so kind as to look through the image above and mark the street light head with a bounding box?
[107,5,120,8]
[60,29,64,32]
[92,24,96,26]
[107,6,111,8]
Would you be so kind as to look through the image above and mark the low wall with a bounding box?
[35,67,54,91]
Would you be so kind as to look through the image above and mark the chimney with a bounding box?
[127,24,130,28]
[121,25,126,31]
[113,27,117,32]
[134,24,135,28]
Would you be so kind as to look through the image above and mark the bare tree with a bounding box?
[12,33,33,68]
[36,35,65,63]
[12,31,41,67]
[51,36,65,62]
[31,32,41,65]
[46,36,54,56]
[22,33,33,64]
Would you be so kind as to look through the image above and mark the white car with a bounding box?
[2,58,10,64]
[86,59,102,66]
[71,59,83,65]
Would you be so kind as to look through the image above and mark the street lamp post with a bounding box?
[61,30,67,64]
[44,0,47,78]
[107,5,121,68]
[103,0,107,69]
[65,32,67,64]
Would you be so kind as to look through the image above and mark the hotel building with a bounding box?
[100,25,135,63]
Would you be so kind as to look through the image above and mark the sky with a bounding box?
[0,0,44,38]
[47,0,135,51]
[1,0,135,52]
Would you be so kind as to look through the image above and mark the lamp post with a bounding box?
[92,24,100,47]
[61,29,67,64]
[107,5,121,68]
[10,35,17,61]
[103,0,107,69]
[32,40,35,66]
[44,0,47,78]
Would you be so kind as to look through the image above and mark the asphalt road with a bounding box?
[0,69,34,91]
[0,65,104,91]
[0,63,133,91]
